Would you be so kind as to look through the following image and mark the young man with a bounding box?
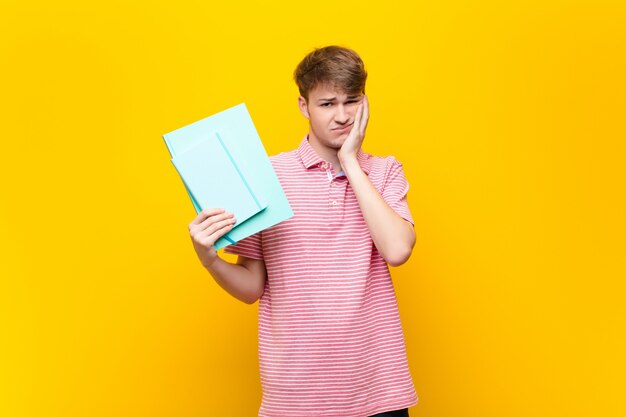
[188,46,418,417]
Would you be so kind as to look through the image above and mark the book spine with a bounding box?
[215,132,263,210]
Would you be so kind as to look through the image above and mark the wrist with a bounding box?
[202,254,220,270]
[339,155,360,172]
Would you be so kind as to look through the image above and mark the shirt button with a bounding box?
[331,200,338,206]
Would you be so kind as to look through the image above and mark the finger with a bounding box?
[196,211,234,231]
[190,213,233,241]
[199,220,236,246]
[360,95,369,135]
[197,216,237,239]
[352,101,363,133]
[190,208,225,227]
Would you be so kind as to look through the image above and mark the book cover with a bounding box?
[171,131,267,231]
[163,103,293,250]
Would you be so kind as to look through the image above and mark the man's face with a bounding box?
[298,84,363,150]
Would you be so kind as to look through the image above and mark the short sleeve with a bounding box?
[223,231,264,260]
[381,158,414,225]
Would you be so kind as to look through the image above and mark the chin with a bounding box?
[330,139,346,149]
[333,132,350,142]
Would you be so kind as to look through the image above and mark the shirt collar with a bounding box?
[296,135,371,175]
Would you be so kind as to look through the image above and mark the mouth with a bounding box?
[332,123,353,132]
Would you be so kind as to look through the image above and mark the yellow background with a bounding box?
[1,0,625,416]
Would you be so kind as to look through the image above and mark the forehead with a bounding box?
[308,83,362,101]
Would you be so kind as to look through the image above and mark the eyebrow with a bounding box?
[317,95,361,102]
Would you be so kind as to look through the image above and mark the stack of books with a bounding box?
[163,103,293,250]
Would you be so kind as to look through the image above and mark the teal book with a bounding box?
[170,131,267,235]
[163,103,293,250]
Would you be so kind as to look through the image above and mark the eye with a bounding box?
[320,102,332,107]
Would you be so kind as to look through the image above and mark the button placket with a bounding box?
[322,163,342,218]
[320,162,333,183]
[329,177,343,212]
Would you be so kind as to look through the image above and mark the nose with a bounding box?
[334,104,350,125]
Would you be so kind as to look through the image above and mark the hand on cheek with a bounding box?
[339,95,369,161]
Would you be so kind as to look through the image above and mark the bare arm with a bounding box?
[205,256,266,304]
[338,96,416,266]
[189,208,266,304]
[341,158,415,266]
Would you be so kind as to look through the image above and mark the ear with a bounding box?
[298,96,310,119]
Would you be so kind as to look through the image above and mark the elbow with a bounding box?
[385,252,411,267]
[240,294,259,305]
[385,246,412,267]
[383,236,415,267]
[240,286,265,305]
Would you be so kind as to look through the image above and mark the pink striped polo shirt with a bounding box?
[225,136,418,416]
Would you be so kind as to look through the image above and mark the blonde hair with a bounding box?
[294,46,367,101]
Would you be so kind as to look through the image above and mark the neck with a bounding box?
[307,133,342,173]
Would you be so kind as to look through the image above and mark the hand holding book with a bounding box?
[163,103,293,250]
[188,208,236,268]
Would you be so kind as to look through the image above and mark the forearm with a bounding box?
[205,256,265,304]
[342,158,416,266]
